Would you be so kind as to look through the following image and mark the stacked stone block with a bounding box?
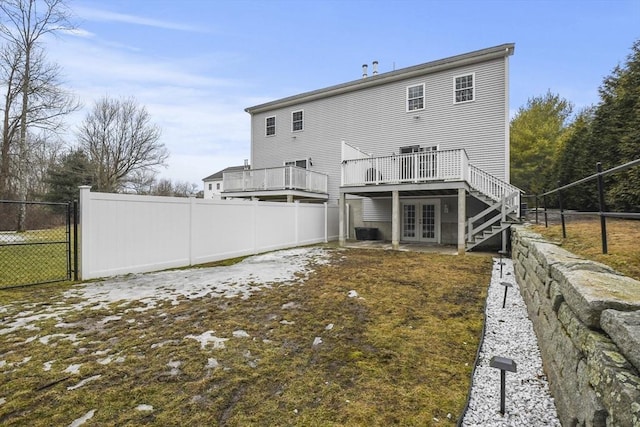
[512,226,640,427]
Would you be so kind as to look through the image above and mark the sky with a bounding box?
[40,0,640,188]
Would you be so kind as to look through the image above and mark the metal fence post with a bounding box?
[535,194,539,224]
[543,193,548,228]
[596,162,608,254]
[558,181,566,238]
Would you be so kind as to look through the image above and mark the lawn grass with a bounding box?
[529,218,640,281]
[0,227,71,288]
[0,248,492,426]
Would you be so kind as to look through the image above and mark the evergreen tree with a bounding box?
[510,91,573,195]
[45,149,93,202]
[593,39,640,210]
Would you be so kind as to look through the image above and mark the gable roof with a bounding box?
[245,43,515,115]
[202,165,247,181]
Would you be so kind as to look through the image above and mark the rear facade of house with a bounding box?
[227,44,520,252]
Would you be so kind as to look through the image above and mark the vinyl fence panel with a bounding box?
[79,187,338,280]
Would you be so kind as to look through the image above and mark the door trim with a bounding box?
[400,199,441,243]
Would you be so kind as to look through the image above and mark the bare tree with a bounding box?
[0,0,78,229]
[78,96,168,193]
[126,169,157,195]
[0,45,78,197]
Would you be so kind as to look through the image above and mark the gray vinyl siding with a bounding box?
[250,56,508,202]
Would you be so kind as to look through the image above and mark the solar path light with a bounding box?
[500,281,513,309]
[489,356,517,415]
[498,250,508,278]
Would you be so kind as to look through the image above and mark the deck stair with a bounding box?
[466,189,521,251]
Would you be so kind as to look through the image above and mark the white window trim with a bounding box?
[406,83,425,112]
[265,115,276,137]
[291,109,304,132]
[453,72,475,104]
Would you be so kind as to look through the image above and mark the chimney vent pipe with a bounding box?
[372,60,378,75]
[362,64,368,78]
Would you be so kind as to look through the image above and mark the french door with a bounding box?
[401,200,440,243]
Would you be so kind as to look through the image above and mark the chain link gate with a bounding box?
[0,200,78,288]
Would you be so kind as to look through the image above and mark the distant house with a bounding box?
[223,43,520,252]
[202,165,248,199]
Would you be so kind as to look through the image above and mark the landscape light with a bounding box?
[489,356,517,415]
[498,250,507,278]
[500,281,513,309]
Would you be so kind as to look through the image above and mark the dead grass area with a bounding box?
[0,248,491,426]
[530,218,640,281]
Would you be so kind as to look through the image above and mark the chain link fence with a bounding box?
[0,200,77,288]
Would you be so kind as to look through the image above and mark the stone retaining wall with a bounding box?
[511,226,640,426]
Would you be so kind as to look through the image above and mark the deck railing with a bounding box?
[342,148,520,213]
[341,149,469,186]
[223,166,328,194]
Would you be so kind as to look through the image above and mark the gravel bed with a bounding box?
[461,257,561,426]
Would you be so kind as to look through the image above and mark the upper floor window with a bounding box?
[407,84,425,111]
[292,110,303,132]
[216,183,220,190]
[266,116,276,136]
[208,183,212,190]
[454,73,474,103]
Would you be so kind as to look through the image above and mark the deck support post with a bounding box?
[392,190,400,250]
[339,192,346,246]
[457,188,466,255]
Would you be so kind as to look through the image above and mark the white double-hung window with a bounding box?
[292,110,303,131]
[406,84,425,111]
[265,116,276,136]
[454,73,474,103]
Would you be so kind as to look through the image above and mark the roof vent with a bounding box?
[362,64,368,78]
[372,60,378,75]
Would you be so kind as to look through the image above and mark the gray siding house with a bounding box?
[223,43,520,253]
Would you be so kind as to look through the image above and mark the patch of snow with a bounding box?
[0,232,26,243]
[67,375,101,391]
[279,320,295,325]
[63,247,330,310]
[64,364,82,374]
[136,404,153,411]
[281,302,299,310]
[167,360,181,376]
[99,315,122,324]
[312,337,323,346]
[68,409,95,427]
[150,339,179,349]
[43,361,53,371]
[347,290,358,298]
[114,356,126,363]
[93,349,110,356]
[39,333,78,345]
[233,330,250,338]
[0,360,5,368]
[97,357,112,365]
[206,358,219,369]
[0,397,5,405]
[325,323,334,330]
[185,331,228,350]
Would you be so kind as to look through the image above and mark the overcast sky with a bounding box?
[43,0,639,188]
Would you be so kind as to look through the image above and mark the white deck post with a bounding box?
[392,190,400,250]
[458,188,466,255]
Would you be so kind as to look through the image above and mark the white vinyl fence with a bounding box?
[79,187,339,280]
